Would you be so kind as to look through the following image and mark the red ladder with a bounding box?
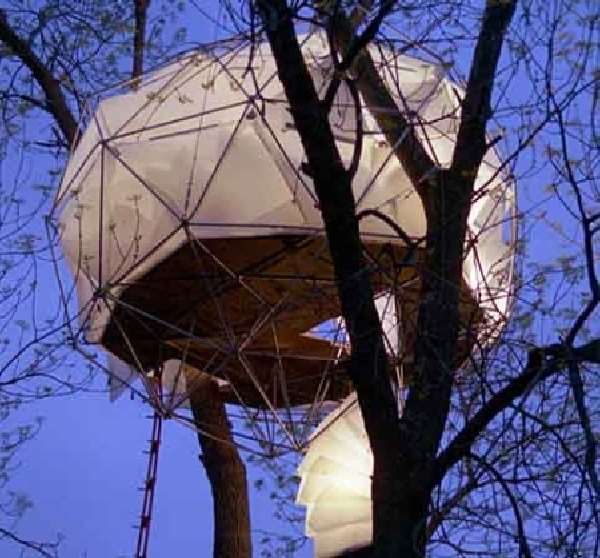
[135,380,163,558]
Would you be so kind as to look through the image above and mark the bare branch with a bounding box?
[330,9,436,192]
[426,475,480,540]
[0,527,57,558]
[568,360,600,498]
[132,0,151,81]
[468,453,534,558]
[451,0,517,175]
[0,9,78,146]
[434,339,600,483]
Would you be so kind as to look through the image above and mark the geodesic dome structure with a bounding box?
[52,32,516,456]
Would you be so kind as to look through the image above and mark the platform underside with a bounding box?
[101,234,481,408]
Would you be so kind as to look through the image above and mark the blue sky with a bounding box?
[1,370,310,557]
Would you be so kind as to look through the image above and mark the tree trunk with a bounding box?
[187,377,251,558]
[372,170,472,558]
[256,2,406,555]
[256,2,515,557]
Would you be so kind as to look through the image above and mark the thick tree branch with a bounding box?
[434,339,600,484]
[330,10,436,194]
[451,0,517,175]
[0,9,78,146]
[132,0,151,81]
[400,0,517,511]
[256,0,401,456]
[255,5,407,552]
[322,0,394,108]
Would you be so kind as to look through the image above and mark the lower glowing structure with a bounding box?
[297,394,373,557]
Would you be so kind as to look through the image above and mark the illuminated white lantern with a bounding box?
[297,394,372,557]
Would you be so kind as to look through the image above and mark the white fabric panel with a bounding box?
[193,124,294,224]
[107,353,138,401]
[298,462,370,507]
[57,115,101,202]
[376,292,400,356]
[160,359,189,409]
[307,291,400,359]
[314,523,373,558]
[307,498,372,534]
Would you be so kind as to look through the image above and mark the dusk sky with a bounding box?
[1,383,311,557]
